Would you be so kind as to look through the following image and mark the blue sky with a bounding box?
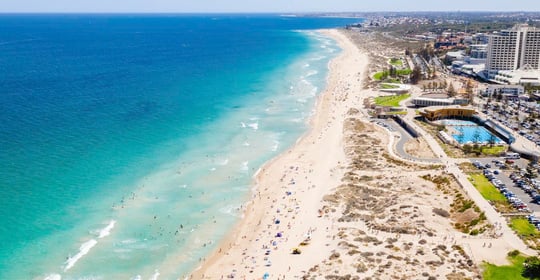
[1,0,539,13]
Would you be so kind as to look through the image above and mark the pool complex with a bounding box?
[438,120,504,144]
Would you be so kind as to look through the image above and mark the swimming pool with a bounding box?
[451,126,504,144]
[436,119,504,144]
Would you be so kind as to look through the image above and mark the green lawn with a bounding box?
[389,58,402,66]
[468,174,507,202]
[373,69,411,80]
[483,253,527,280]
[374,94,410,107]
[380,84,399,89]
[385,111,407,115]
[481,146,507,155]
[373,71,386,80]
[511,218,540,237]
[396,68,412,75]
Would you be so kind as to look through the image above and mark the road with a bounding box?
[375,118,440,164]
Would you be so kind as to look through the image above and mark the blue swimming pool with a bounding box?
[436,119,503,144]
[451,126,504,144]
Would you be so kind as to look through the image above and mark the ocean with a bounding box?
[0,14,359,279]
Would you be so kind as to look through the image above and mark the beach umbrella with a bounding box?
[276,232,282,237]
[275,219,280,224]
[263,272,269,280]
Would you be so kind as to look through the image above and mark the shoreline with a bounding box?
[188,27,537,280]
[190,28,368,279]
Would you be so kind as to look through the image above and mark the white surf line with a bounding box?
[63,220,117,272]
[43,273,62,280]
[98,220,116,238]
[149,269,160,280]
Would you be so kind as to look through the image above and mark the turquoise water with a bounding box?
[0,15,358,279]
[441,120,503,144]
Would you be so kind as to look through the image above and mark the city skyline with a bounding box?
[1,0,540,13]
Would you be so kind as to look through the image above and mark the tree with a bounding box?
[488,133,497,147]
[526,162,538,179]
[495,91,503,102]
[410,67,422,84]
[389,66,396,77]
[522,256,540,279]
[457,126,465,144]
[465,79,474,94]
[472,127,481,145]
[448,83,456,97]
[381,71,389,81]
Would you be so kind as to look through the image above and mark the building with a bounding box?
[481,85,525,97]
[412,97,469,107]
[419,107,476,121]
[470,44,488,60]
[489,69,540,86]
[486,25,540,78]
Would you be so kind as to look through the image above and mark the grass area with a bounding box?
[396,68,412,75]
[389,58,402,66]
[380,84,399,89]
[373,69,411,80]
[385,111,407,115]
[467,173,514,213]
[483,253,527,280]
[373,71,386,80]
[511,218,540,237]
[374,94,410,107]
[468,174,507,202]
[480,146,507,155]
[462,144,507,157]
[510,218,540,249]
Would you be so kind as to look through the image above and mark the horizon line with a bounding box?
[0,10,539,15]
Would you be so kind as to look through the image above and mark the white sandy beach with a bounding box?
[190,28,366,279]
[189,28,532,280]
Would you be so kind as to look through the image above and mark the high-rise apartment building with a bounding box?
[486,25,540,77]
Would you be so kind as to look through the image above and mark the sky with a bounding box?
[1,0,539,13]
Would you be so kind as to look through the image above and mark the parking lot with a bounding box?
[479,99,540,146]
[471,157,540,214]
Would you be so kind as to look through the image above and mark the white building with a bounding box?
[481,85,525,97]
[412,97,469,107]
[490,69,540,86]
[486,25,540,79]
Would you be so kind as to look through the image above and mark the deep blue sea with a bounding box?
[0,14,359,279]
